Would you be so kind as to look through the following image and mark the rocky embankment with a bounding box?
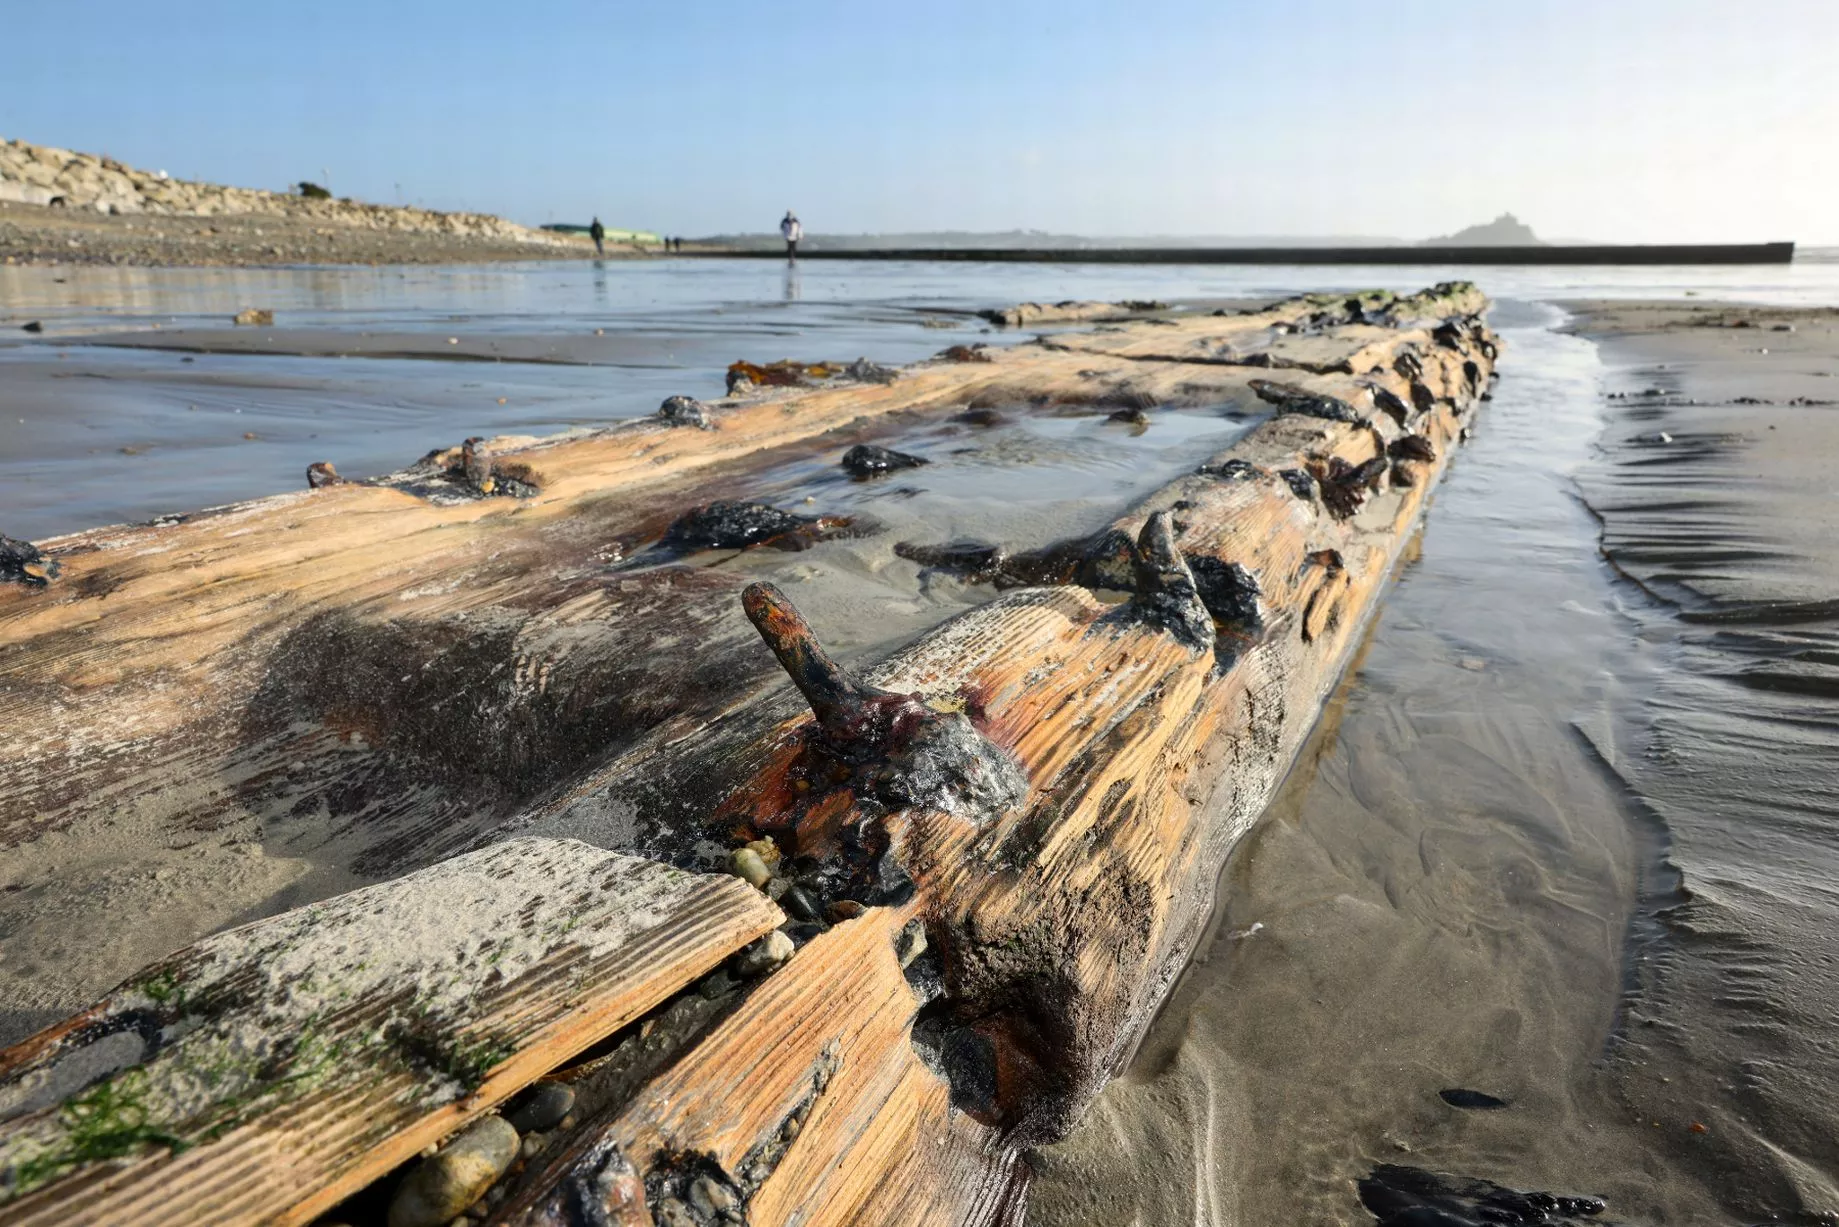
[0,136,597,266]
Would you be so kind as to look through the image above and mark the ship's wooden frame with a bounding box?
[0,283,1500,1225]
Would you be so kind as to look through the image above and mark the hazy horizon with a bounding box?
[4,0,1834,244]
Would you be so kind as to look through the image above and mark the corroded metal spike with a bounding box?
[1131,512,1186,593]
[743,581,867,719]
[742,581,925,755]
[1128,512,1214,650]
[741,582,1028,818]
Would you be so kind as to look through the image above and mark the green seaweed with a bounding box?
[137,969,185,1012]
[388,1008,516,1093]
[8,1069,187,1194]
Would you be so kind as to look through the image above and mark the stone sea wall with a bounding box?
[0,136,569,245]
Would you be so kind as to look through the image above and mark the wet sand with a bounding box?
[1567,301,1839,1221]
[1030,301,1839,1225]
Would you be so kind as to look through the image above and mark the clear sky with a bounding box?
[4,0,1833,242]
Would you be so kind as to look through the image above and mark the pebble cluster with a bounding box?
[310,1078,580,1227]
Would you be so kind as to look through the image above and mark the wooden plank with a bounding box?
[492,907,1024,1227]
[0,839,783,1226]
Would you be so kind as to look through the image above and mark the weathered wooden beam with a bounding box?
[0,284,1498,1227]
[0,840,782,1225]
[0,288,1459,995]
[482,291,1500,1223]
[0,292,1360,860]
[491,906,1025,1227]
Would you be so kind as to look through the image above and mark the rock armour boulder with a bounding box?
[0,135,570,246]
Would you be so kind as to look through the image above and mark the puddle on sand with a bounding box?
[1027,303,1740,1226]
[625,404,1258,663]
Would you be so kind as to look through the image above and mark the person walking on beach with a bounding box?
[781,211,802,261]
[589,216,605,255]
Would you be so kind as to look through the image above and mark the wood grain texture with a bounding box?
[0,839,782,1226]
[0,290,1392,896]
[0,284,1497,1227]
[490,289,1500,1224]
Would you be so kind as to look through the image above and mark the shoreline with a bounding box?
[1031,296,1839,1226]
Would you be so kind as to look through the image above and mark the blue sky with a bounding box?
[4,0,1833,241]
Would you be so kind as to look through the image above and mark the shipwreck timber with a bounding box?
[0,283,1500,1225]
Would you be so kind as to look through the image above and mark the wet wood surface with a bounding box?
[476,286,1498,1224]
[0,289,1430,884]
[0,840,781,1226]
[0,285,1498,1226]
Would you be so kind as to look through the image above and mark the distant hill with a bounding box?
[1424,213,1545,246]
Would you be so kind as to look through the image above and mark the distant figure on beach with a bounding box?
[781,211,802,261]
[589,217,605,255]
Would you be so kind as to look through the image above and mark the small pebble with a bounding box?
[503,1080,574,1133]
[896,920,928,969]
[827,899,867,922]
[730,848,772,890]
[731,930,795,978]
[781,885,823,923]
[652,1198,695,1227]
[745,837,782,870]
[688,1175,739,1217]
[387,1115,519,1227]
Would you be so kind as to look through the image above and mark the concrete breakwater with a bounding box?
[0,137,569,246]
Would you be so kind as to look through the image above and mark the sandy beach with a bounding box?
[1030,299,1839,1225]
